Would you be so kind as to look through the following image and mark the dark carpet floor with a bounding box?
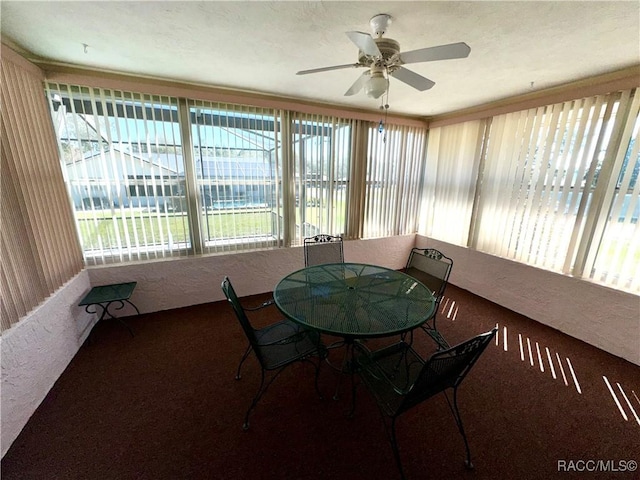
[2,284,639,480]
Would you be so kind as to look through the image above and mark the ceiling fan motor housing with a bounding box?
[358,38,400,65]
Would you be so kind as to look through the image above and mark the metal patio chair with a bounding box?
[304,234,344,267]
[403,248,453,349]
[354,327,497,479]
[221,276,327,430]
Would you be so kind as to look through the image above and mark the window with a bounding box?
[46,82,638,293]
[424,89,640,294]
[189,101,281,252]
[47,84,190,264]
[48,83,427,263]
[473,94,624,273]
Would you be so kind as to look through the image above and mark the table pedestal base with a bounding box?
[326,339,362,417]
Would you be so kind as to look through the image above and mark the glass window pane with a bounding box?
[291,114,351,243]
[190,102,281,252]
[47,84,190,264]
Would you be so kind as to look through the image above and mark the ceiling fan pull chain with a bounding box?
[378,86,390,141]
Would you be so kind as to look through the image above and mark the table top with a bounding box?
[274,263,435,338]
[79,282,137,305]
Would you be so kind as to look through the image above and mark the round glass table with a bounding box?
[273,263,436,339]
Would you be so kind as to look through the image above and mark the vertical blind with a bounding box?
[344,119,369,240]
[364,124,427,238]
[42,81,637,294]
[1,55,83,331]
[426,89,639,293]
[289,112,352,245]
[474,93,623,272]
[422,119,486,245]
[5,71,636,332]
[587,91,640,291]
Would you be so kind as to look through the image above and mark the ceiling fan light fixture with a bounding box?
[364,71,388,99]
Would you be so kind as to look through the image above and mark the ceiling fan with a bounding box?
[296,14,471,99]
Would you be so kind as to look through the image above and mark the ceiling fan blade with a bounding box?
[346,31,381,57]
[344,71,370,96]
[391,67,435,91]
[297,63,361,75]
[400,42,471,64]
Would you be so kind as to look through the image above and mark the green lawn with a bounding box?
[76,209,275,249]
[75,205,347,250]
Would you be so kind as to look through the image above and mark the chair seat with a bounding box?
[255,319,323,370]
[355,342,424,416]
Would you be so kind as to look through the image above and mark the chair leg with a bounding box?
[242,368,284,430]
[333,342,352,400]
[243,369,264,430]
[389,417,406,480]
[236,344,252,380]
[422,312,449,351]
[447,389,474,470]
[301,357,324,400]
[424,327,449,351]
[431,314,449,350]
[400,329,414,347]
[243,356,323,430]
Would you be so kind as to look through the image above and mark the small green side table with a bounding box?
[79,282,139,337]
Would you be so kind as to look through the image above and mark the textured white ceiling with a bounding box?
[1,1,639,117]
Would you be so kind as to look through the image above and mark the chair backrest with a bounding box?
[399,327,497,414]
[304,234,344,267]
[404,248,453,299]
[221,277,262,358]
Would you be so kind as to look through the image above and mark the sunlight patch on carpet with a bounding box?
[604,378,640,426]
[616,383,640,426]
[497,322,582,393]
[565,357,581,393]
[439,297,458,321]
[545,347,557,379]
[556,352,569,386]
[519,333,525,361]
[604,376,629,421]
[536,342,545,373]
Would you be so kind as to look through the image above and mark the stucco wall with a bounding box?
[1,270,93,457]
[86,236,416,313]
[417,236,640,366]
